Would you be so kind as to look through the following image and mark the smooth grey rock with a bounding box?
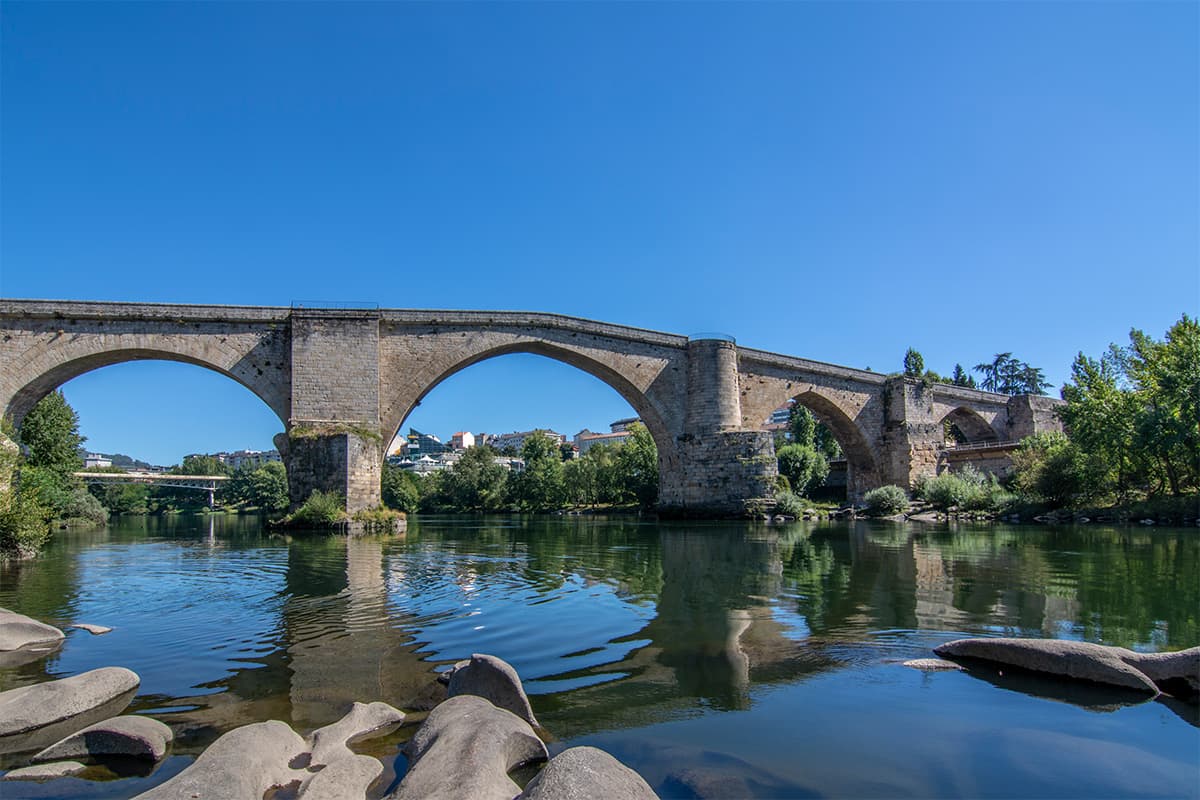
[69,623,113,635]
[520,746,658,800]
[2,760,87,781]
[299,753,384,800]
[307,701,404,767]
[903,658,964,671]
[0,607,64,651]
[0,667,139,754]
[132,720,306,800]
[447,653,539,727]
[32,714,173,763]
[390,694,547,800]
[934,638,1200,697]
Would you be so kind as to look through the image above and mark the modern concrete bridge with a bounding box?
[0,300,1062,514]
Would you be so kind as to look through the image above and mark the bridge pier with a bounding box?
[658,338,776,516]
[278,427,382,514]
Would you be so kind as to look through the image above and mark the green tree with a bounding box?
[511,433,567,511]
[1126,315,1200,496]
[445,446,509,511]
[248,462,290,512]
[19,391,84,475]
[615,423,658,507]
[776,443,829,497]
[1059,347,1140,501]
[382,462,420,513]
[903,348,925,377]
[951,364,977,388]
[788,404,816,447]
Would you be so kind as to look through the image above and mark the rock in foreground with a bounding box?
[0,607,64,652]
[390,694,548,800]
[32,715,173,763]
[520,746,658,800]
[447,653,540,727]
[131,720,306,800]
[0,667,140,754]
[934,638,1200,700]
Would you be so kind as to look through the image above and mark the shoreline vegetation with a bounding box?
[2,314,1196,551]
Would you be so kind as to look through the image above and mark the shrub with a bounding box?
[864,485,908,516]
[0,485,51,558]
[57,488,109,526]
[777,444,829,496]
[352,505,406,532]
[289,490,348,527]
[774,490,805,516]
[924,467,1014,512]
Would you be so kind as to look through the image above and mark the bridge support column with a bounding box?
[284,309,384,514]
[659,338,776,516]
[880,376,942,491]
[277,426,382,514]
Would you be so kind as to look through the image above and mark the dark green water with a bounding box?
[1,515,1197,798]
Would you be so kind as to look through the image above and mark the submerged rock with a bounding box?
[32,715,173,763]
[520,746,659,800]
[0,667,140,754]
[447,653,539,727]
[131,720,307,800]
[69,623,113,636]
[934,638,1200,700]
[390,694,547,800]
[902,658,964,671]
[0,607,64,652]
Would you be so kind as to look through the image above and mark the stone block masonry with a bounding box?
[0,300,1061,515]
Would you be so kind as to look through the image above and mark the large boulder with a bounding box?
[0,667,140,755]
[520,746,658,800]
[934,638,1200,699]
[389,694,547,800]
[32,715,173,763]
[131,720,307,800]
[0,607,64,656]
[447,653,540,728]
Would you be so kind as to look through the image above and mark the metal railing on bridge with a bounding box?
[939,440,1021,454]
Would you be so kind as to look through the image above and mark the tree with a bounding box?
[950,364,977,388]
[511,433,566,511]
[903,348,925,378]
[788,404,816,447]
[1059,347,1140,501]
[444,446,508,511]
[382,462,420,513]
[614,423,658,507]
[19,391,84,475]
[776,444,829,497]
[1125,315,1200,496]
[248,462,290,512]
[974,353,1048,395]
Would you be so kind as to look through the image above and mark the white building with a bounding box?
[83,453,113,469]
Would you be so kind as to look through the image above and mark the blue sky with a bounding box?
[2,2,1196,465]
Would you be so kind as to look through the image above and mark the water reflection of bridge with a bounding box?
[2,520,1190,751]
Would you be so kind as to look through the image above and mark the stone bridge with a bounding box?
[0,300,1062,514]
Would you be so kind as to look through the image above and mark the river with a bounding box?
[1,514,1197,798]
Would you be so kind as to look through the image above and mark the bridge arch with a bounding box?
[784,389,881,499]
[381,340,680,475]
[939,406,1002,446]
[3,328,290,429]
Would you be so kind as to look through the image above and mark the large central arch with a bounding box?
[379,331,689,489]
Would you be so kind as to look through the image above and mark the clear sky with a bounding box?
[2,1,1196,465]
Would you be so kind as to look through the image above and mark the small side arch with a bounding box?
[786,389,881,499]
[940,406,1002,446]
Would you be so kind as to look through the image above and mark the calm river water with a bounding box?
[1,514,1197,799]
